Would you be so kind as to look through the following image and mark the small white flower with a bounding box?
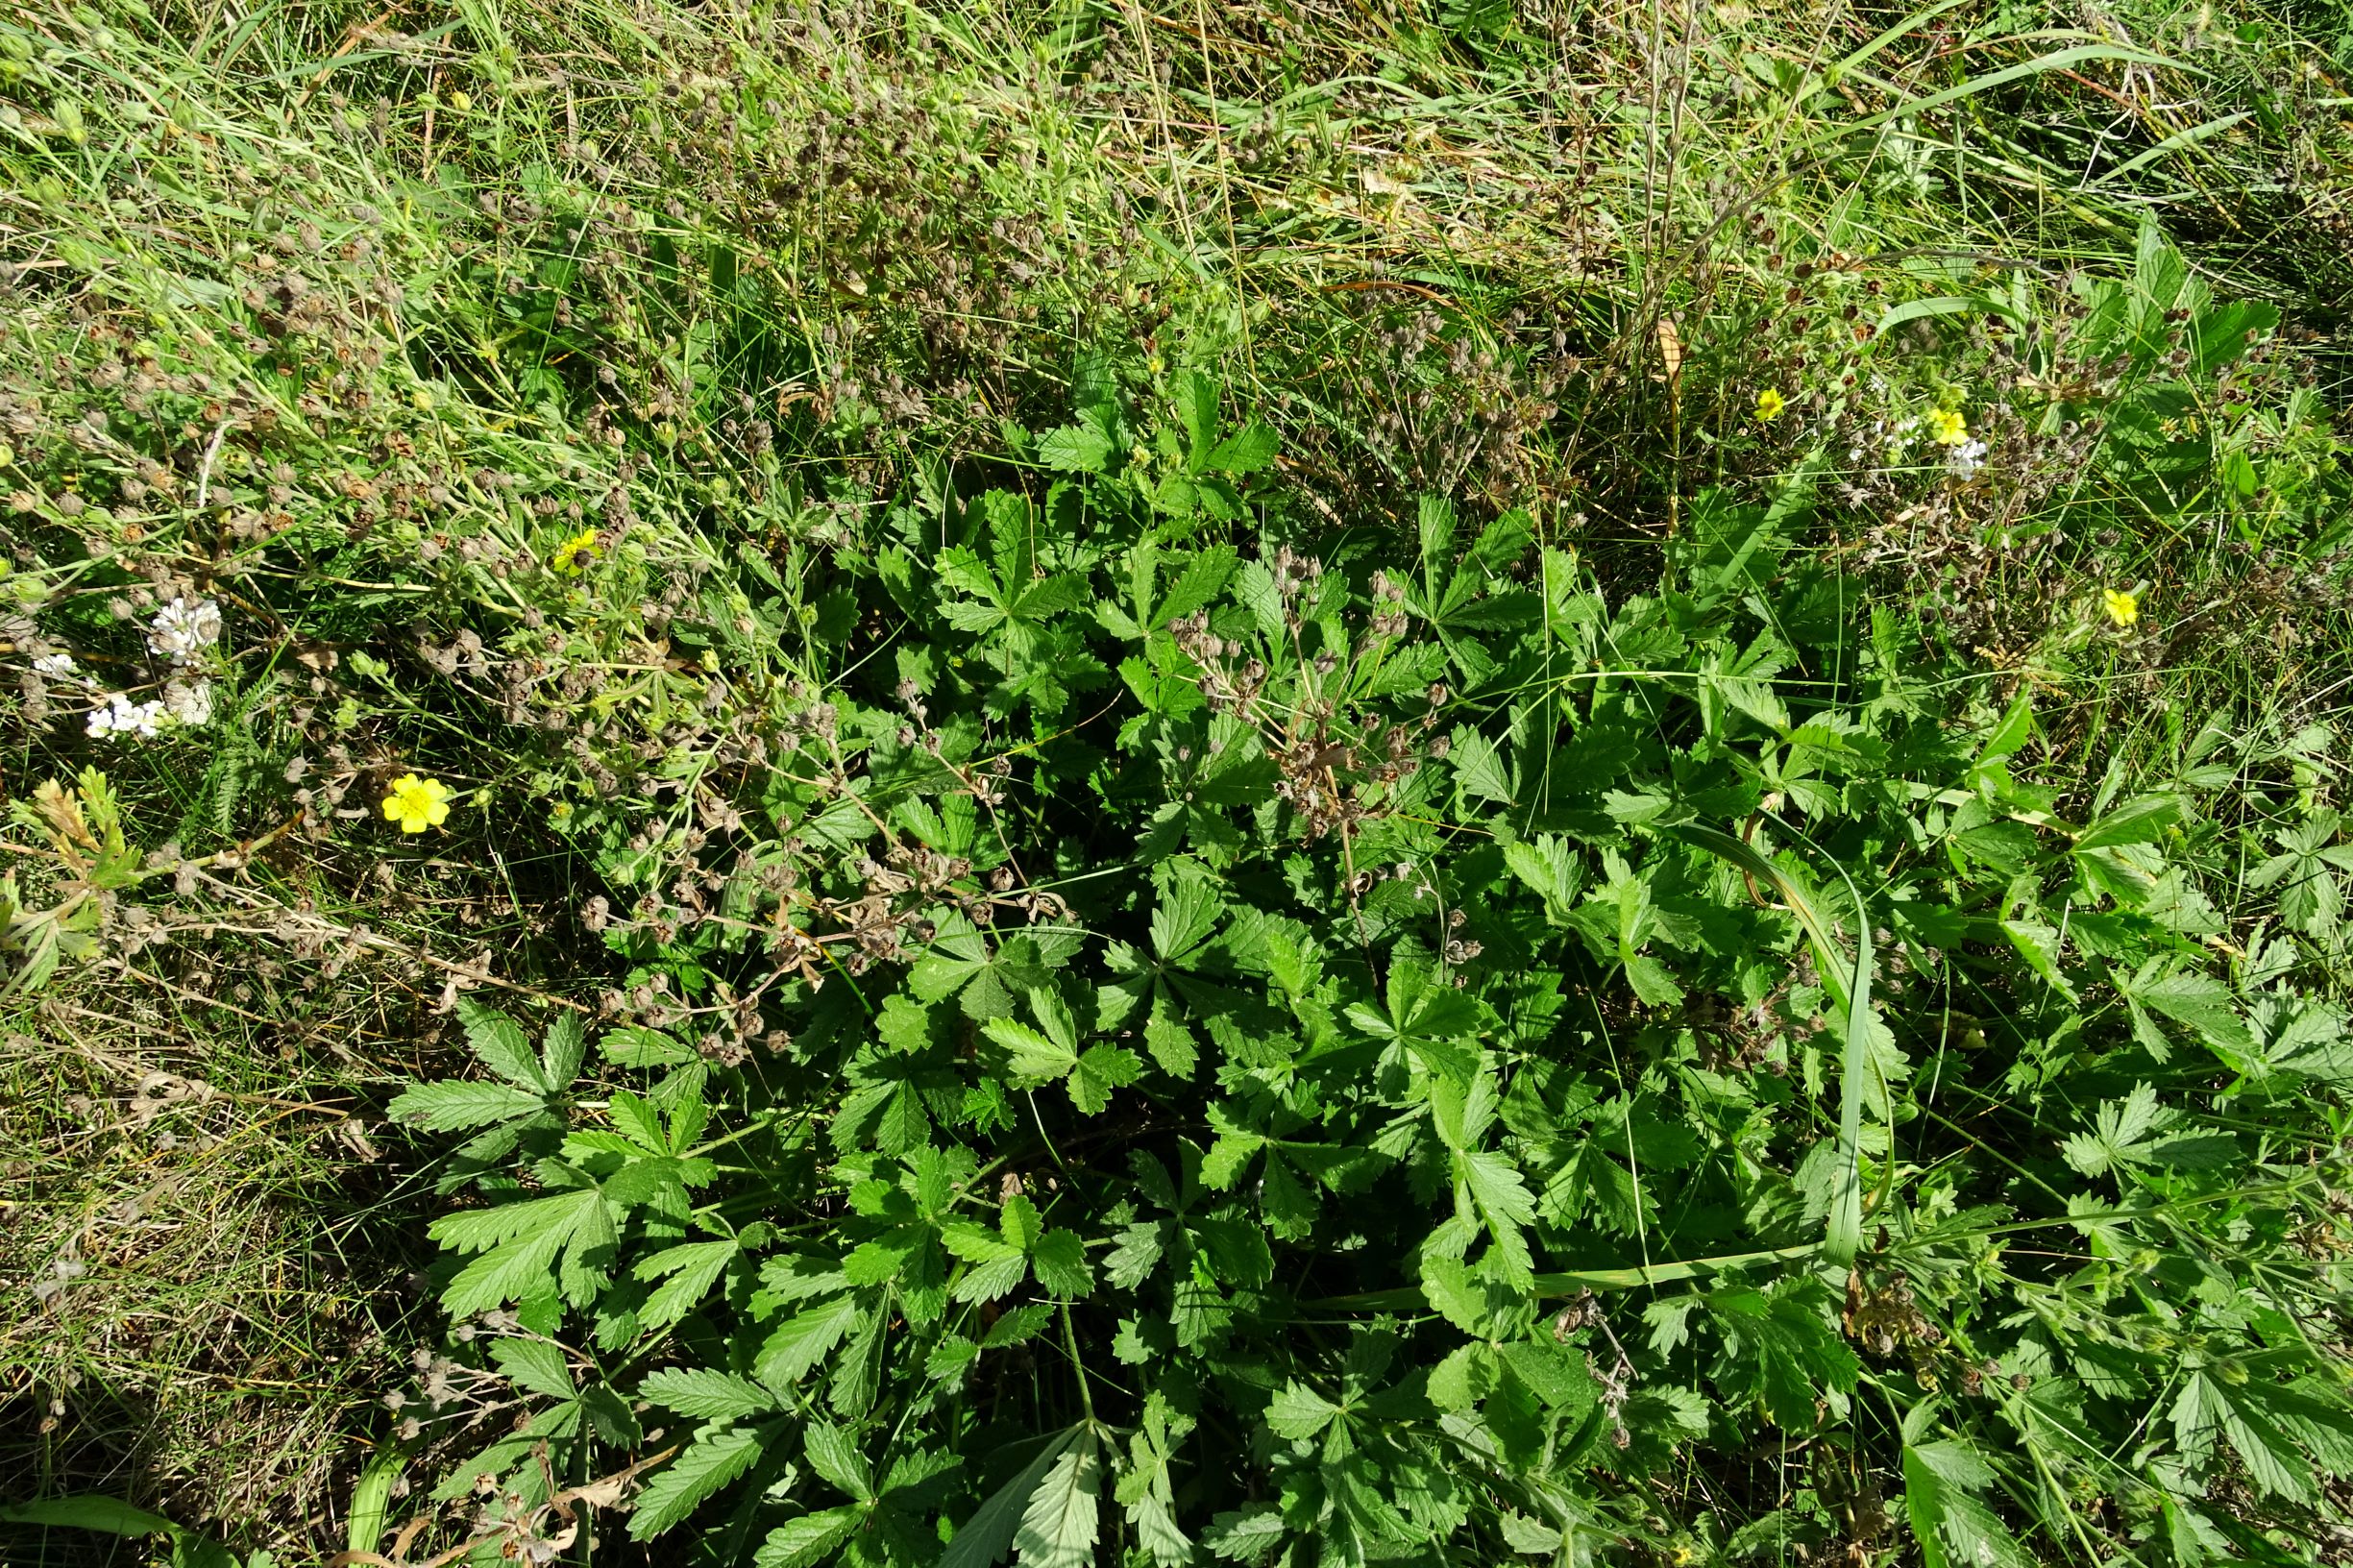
[146,597,223,664]
[31,652,76,679]
[1948,438,1990,480]
[86,692,165,739]
[163,678,214,726]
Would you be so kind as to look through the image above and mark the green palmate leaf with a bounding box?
[1430,1069,1535,1282]
[2254,996,2353,1081]
[1013,1430,1103,1568]
[756,1507,864,1568]
[638,1368,780,1420]
[1203,1506,1287,1560]
[2246,812,2353,934]
[1116,1405,1193,1568]
[1503,833,1584,920]
[387,1079,547,1131]
[1068,1043,1141,1114]
[1346,961,1483,1085]
[489,1337,575,1400]
[2170,1372,2322,1504]
[2060,1083,2235,1176]
[945,1223,1029,1302]
[431,1185,614,1317]
[2125,965,2255,1056]
[1902,1439,2032,1568]
[627,1425,773,1540]
[458,996,552,1093]
[1707,1283,1859,1429]
[634,1238,739,1330]
[988,987,1140,1112]
[1999,918,2076,1001]
[988,1017,1076,1079]
[758,1294,862,1384]
[800,1420,873,1502]
[1030,1231,1093,1297]
[943,1426,1086,1568]
[541,1012,586,1086]
[1039,416,1115,475]
[1266,1381,1342,1442]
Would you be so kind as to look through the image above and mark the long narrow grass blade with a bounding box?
[1305,1244,1821,1310]
[1837,44,2183,136]
[346,1450,402,1556]
[2077,111,2253,193]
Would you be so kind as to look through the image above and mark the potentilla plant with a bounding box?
[380,370,2353,1567]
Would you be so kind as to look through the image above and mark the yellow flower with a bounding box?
[2102,587,2139,628]
[1927,407,1969,446]
[551,527,601,575]
[381,773,453,834]
[1754,387,1786,421]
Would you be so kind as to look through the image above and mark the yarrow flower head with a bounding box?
[146,597,222,664]
[551,528,601,576]
[163,679,214,727]
[1926,408,1969,447]
[382,773,454,835]
[1948,438,1990,480]
[86,692,165,739]
[31,652,77,680]
[1754,388,1786,421]
[2102,587,2140,628]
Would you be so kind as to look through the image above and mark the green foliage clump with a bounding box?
[381,360,2353,1565]
[5,2,2353,1564]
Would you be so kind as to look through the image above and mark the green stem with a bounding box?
[1062,1299,1095,1428]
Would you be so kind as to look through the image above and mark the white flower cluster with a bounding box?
[1948,438,1990,480]
[86,692,167,739]
[30,597,226,740]
[1851,413,1925,462]
[59,596,229,740]
[165,679,215,726]
[83,679,213,740]
[147,597,222,664]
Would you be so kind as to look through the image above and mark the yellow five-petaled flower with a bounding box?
[382,773,453,834]
[551,527,602,575]
[1754,388,1786,421]
[2103,587,2140,628]
[1927,408,1969,446]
